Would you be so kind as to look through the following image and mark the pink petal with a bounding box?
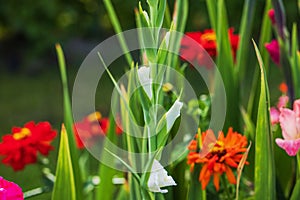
[268,9,276,25]
[277,95,289,109]
[293,99,300,117]
[275,138,300,156]
[270,107,280,125]
[279,108,298,140]
[265,40,280,65]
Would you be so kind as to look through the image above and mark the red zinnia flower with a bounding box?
[180,28,239,68]
[187,128,248,191]
[74,112,122,149]
[0,176,23,200]
[0,121,57,171]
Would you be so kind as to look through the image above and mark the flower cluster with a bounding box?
[74,112,122,149]
[180,28,239,68]
[0,121,57,171]
[187,128,248,191]
[0,176,23,200]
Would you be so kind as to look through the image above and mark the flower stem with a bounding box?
[296,151,300,179]
[221,175,231,199]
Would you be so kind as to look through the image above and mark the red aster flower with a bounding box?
[74,112,122,149]
[180,28,239,68]
[0,176,23,199]
[187,128,248,191]
[0,121,57,171]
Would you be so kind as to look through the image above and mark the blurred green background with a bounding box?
[0,0,298,199]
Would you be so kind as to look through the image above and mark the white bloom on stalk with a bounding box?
[138,66,152,99]
[166,100,183,132]
[147,159,176,193]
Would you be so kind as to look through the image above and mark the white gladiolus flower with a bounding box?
[147,159,176,193]
[166,100,183,132]
[138,66,152,99]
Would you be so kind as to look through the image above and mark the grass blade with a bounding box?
[253,40,276,200]
[52,125,76,200]
[55,44,83,199]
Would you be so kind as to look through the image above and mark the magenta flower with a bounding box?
[265,40,280,65]
[0,177,23,200]
[268,9,275,24]
[276,99,300,156]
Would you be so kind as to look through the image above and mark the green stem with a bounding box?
[221,175,231,199]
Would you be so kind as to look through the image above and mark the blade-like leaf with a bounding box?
[52,125,76,200]
[253,40,276,200]
[56,44,83,199]
[290,178,300,200]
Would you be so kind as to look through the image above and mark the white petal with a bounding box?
[138,66,152,99]
[166,100,183,132]
[165,31,170,48]
[147,159,176,193]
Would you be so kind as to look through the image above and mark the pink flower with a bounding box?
[0,176,23,200]
[276,99,300,156]
[265,40,280,65]
[270,95,289,125]
[270,107,280,125]
[268,9,276,24]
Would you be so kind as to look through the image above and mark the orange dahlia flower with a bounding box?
[187,128,248,191]
[0,121,57,171]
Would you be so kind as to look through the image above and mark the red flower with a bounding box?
[0,121,57,171]
[265,39,280,65]
[0,176,23,199]
[187,128,248,191]
[180,28,239,68]
[74,112,122,149]
[268,9,276,25]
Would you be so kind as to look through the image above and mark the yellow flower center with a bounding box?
[87,112,102,122]
[13,128,31,140]
[201,32,216,42]
[212,140,225,152]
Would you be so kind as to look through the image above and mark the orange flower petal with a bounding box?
[213,173,220,191]
[225,166,237,184]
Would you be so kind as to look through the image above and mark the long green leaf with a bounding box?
[52,125,76,200]
[290,178,300,200]
[56,44,83,199]
[235,0,256,80]
[103,0,133,67]
[290,24,300,98]
[247,0,272,122]
[216,0,238,130]
[253,41,276,200]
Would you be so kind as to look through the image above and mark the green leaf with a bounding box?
[247,0,272,123]
[290,24,300,98]
[253,40,276,200]
[235,0,256,81]
[103,0,133,67]
[52,125,76,200]
[56,44,83,199]
[290,178,300,200]
[214,0,238,130]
